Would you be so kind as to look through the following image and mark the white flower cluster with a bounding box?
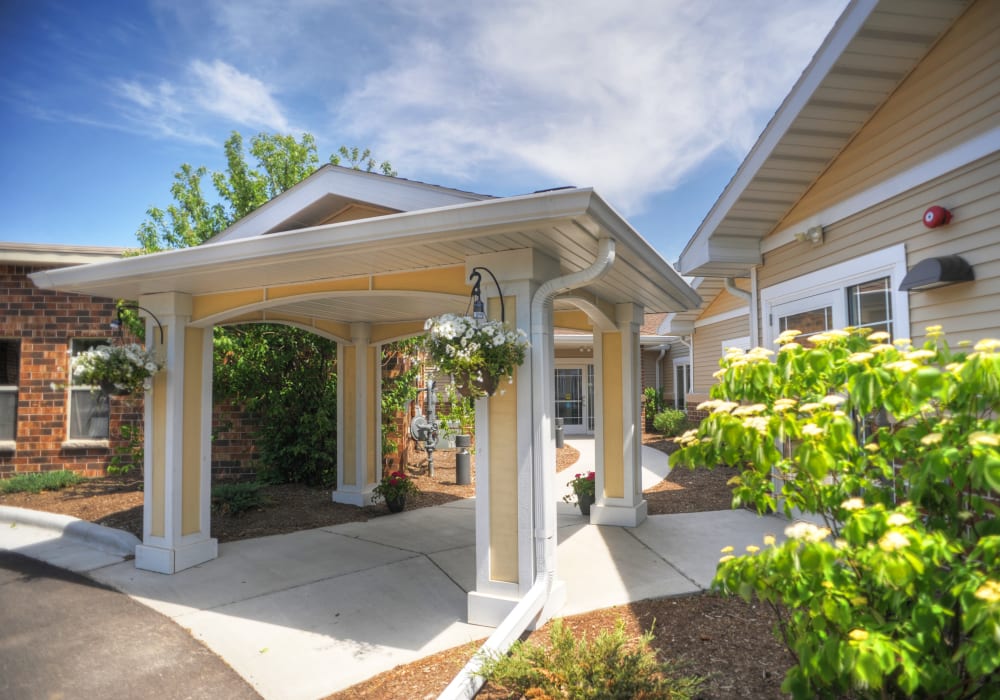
[72,343,161,394]
[424,313,527,361]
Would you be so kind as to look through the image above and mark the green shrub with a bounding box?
[211,481,268,516]
[0,470,83,494]
[652,408,687,437]
[477,618,701,699]
[672,328,1000,698]
[108,423,143,475]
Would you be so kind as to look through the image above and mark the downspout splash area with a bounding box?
[439,237,616,700]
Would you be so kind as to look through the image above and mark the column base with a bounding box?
[467,580,568,628]
[590,499,648,527]
[135,537,218,574]
[331,487,375,507]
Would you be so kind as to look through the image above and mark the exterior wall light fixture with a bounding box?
[794,226,824,245]
[898,255,974,292]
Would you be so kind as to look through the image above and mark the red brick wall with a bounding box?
[212,399,259,480]
[0,262,142,478]
[2,262,261,481]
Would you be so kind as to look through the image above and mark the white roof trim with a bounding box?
[211,165,491,243]
[678,0,878,274]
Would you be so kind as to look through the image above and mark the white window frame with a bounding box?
[672,356,691,409]
[721,336,751,354]
[67,338,112,444]
[0,338,18,447]
[760,244,910,347]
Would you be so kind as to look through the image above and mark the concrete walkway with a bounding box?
[0,438,787,700]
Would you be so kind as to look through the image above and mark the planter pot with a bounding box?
[386,495,406,513]
[454,370,500,398]
[99,381,132,396]
[576,492,595,517]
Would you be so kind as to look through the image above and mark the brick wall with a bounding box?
[2,261,262,481]
[212,399,259,480]
[0,262,142,478]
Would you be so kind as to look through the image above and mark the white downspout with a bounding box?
[439,237,617,700]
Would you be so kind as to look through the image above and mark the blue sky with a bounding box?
[0,0,848,264]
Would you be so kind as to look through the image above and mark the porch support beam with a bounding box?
[333,322,379,506]
[134,292,218,574]
[592,302,647,527]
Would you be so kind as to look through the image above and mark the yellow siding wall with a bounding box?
[692,316,750,398]
[762,153,1000,343]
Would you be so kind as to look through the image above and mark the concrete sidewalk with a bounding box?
[0,440,786,699]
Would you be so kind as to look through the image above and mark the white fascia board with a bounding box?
[678,0,878,272]
[29,188,599,294]
[0,243,124,266]
[763,126,1000,253]
[213,165,491,243]
[658,314,695,336]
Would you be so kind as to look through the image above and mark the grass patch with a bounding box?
[211,481,268,516]
[0,470,84,494]
[477,618,702,699]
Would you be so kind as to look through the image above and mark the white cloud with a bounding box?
[334,0,848,214]
[189,59,289,132]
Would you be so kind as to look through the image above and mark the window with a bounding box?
[0,340,19,440]
[69,339,110,440]
[847,277,893,335]
[673,360,691,410]
[761,244,909,346]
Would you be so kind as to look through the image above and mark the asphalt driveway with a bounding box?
[0,551,260,700]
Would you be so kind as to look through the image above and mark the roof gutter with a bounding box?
[439,237,617,700]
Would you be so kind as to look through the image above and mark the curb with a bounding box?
[0,506,140,557]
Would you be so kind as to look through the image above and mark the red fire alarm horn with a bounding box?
[923,205,952,228]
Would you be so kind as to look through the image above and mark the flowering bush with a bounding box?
[564,470,596,503]
[424,314,528,398]
[71,343,161,395]
[371,470,419,504]
[672,327,1000,698]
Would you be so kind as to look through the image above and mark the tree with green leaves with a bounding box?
[133,131,397,486]
[672,328,999,697]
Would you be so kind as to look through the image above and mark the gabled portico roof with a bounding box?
[31,187,701,331]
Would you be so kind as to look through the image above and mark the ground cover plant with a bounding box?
[673,327,1000,698]
[476,618,702,699]
[0,470,83,494]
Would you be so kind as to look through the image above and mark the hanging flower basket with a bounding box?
[72,343,161,396]
[424,314,528,399]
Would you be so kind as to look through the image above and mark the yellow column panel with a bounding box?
[366,345,378,485]
[488,298,518,583]
[602,332,625,498]
[150,338,168,539]
[181,327,204,536]
[342,346,357,486]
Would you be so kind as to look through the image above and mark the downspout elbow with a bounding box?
[724,277,751,301]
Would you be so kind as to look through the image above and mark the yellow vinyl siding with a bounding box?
[703,281,751,317]
[761,153,1000,343]
[776,0,999,225]
[692,315,750,396]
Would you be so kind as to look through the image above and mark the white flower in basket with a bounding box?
[424,314,528,398]
[72,343,161,396]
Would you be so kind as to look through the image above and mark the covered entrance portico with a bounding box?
[30,167,699,626]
